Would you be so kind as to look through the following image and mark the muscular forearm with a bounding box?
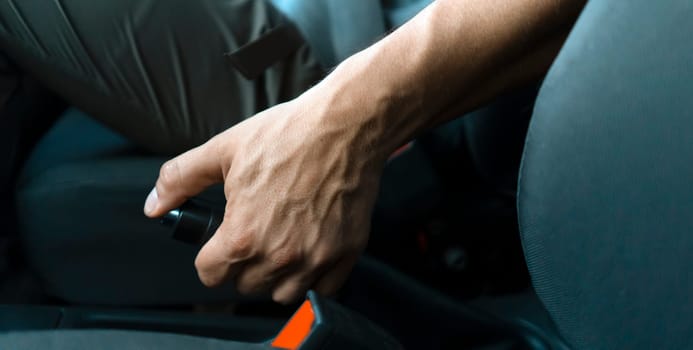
[313,0,585,159]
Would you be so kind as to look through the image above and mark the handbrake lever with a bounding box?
[160,200,222,245]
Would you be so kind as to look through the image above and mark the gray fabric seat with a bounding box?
[16,109,238,305]
[518,0,693,348]
[0,329,262,350]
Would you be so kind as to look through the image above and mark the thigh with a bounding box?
[0,0,323,154]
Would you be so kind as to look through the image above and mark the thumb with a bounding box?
[144,141,225,218]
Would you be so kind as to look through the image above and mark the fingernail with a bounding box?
[144,188,158,215]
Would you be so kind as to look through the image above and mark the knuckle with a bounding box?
[199,275,219,288]
[194,257,216,287]
[195,267,219,288]
[268,248,302,271]
[158,159,181,192]
[225,231,256,260]
[193,254,206,275]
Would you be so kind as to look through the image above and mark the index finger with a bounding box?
[144,140,225,218]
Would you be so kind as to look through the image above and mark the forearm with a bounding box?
[313,0,585,159]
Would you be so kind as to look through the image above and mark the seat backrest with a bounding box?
[271,0,433,66]
[518,0,693,349]
[270,0,387,66]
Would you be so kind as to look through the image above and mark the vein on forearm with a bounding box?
[324,0,586,156]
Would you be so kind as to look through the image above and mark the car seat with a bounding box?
[517,0,693,348]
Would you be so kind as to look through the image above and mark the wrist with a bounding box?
[310,51,424,161]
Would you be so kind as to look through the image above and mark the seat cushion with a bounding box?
[18,108,139,185]
[0,330,262,350]
[16,109,236,305]
[518,0,693,349]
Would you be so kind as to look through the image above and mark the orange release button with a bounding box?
[271,300,315,350]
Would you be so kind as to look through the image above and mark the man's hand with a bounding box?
[144,87,385,304]
[143,0,585,304]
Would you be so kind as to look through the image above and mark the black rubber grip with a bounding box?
[161,201,222,245]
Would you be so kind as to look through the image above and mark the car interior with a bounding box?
[1,0,692,349]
